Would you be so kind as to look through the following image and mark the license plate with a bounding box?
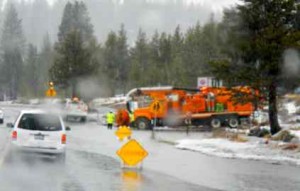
[34,135,44,140]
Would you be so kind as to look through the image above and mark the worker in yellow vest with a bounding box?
[106,111,115,129]
[129,112,134,128]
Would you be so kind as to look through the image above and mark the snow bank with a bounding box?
[154,126,174,131]
[92,96,126,106]
[0,101,13,105]
[175,138,300,165]
[252,110,269,124]
[176,139,255,157]
[290,130,300,138]
[284,102,297,114]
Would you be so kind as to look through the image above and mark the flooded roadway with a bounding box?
[1,106,300,191]
[0,148,217,191]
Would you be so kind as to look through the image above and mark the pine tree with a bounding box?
[50,30,96,97]
[103,31,118,96]
[102,25,130,95]
[170,26,185,86]
[129,28,149,87]
[51,1,97,97]
[116,24,129,93]
[148,31,162,86]
[24,44,39,97]
[40,34,54,93]
[213,0,300,134]
[58,1,94,43]
[158,32,172,85]
[0,4,25,100]
[183,23,204,86]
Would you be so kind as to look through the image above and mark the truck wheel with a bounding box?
[135,117,151,130]
[210,118,221,128]
[228,118,239,128]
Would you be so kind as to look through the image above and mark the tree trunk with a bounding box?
[268,81,281,135]
[71,80,77,98]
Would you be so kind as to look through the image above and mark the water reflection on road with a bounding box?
[0,149,216,191]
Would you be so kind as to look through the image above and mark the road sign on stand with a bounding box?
[117,139,148,167]
[150,100,163,139]
[115,126,132,141]
[46,88,57,97]
[46,81,57,97]
[150,100,163,113]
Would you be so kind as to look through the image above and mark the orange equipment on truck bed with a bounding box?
[116,86,257,129]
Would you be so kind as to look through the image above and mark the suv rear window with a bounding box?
[18,113,62,131]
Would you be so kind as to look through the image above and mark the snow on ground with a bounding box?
[290,130,300,138]
[284,101,297,114]
[175,138,300,166]
[92,96,126,106]
[172,100,300,166]
[66,123,300,191]
[173,106,300,165]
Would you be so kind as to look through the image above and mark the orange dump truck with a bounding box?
[117,86,256,129]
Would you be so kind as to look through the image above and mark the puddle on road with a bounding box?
[0,149,216,191]
[0,151,84,191]
[120,169,143,191]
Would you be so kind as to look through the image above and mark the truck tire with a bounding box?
[228,118,239,128]
[210,118,221,128]
[135,117,151,130]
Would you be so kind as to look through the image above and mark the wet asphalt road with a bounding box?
[1,106,300,191]
[0,106,216,191]
[0,149,216,191]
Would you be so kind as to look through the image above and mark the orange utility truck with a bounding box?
[118,86,256,129]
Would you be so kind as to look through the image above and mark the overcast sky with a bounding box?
[46,0,239,11]
[2,0,239,12]
[1,0,241,46]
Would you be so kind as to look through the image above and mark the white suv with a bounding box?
[9,110,70,161]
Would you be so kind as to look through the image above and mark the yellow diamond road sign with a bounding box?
[46,88,57,97]
[117,139,148,166]
[115,126,132,140]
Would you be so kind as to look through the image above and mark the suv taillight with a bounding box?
[61,134,66,144]
[12,131,17,140]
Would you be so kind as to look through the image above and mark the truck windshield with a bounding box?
[131,95,153,109]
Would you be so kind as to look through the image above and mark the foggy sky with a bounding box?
[2,0,240,47]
